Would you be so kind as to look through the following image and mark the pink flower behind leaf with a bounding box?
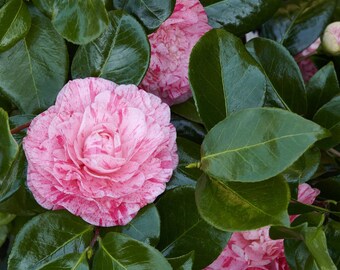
[140,0,211,105]
[206,184,319,270]
[23,78,178,227]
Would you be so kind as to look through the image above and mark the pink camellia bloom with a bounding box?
[23,78,178,227]
[206,184,320,270]
[140,0,211,105]
[295,38,321,82]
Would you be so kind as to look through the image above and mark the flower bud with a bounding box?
[322,22,340,55]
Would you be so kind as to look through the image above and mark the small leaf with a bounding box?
[189,29,266,130]
[0,146,26,203]
[168,251,195,270]
[313,96,340,148]
[0,0,31,52]
[171,99,202,124]
[325,221,340,268]
[0,225,8,248]
[8,211,93,270]
[201,108,330,182]
[72,10,150,85]
[0,7,68,114]
[32,0,109,44]
[246,37,306,114]
[196,174,290,231]
[93,232,172,270]
[156,187,231,270]
[167,137,201,190]
[112,0,175,32]
[0,109,18,180]
[307,62,340,118]
[201,0,280,35]
[0,212,15,226]
[261,0,336,55]
[39,252,89,270]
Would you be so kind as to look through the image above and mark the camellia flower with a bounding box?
[295,38,320,82]
[322,22,340,55]
[140,0,211,105]
[206,184,320,270]
[23,78,178,227]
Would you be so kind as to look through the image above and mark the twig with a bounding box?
[10,121,31,134]
[328,148,340,159]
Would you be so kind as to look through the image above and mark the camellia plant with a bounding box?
[1,0,340,269]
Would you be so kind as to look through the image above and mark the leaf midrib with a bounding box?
[202,131,320,160]
[99,238,128,270]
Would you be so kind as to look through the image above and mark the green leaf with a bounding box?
[325,221,340,268]
[196,174,290,231]
[0,212,15,226]
[189,29,266,130]
[0,0,31,52]
[315,176,340,201]
[171,115,206,144]
[307,62,340,118]
[281,148,320,187]
[313,96,340,148]
[32,0,109,44]
[93,232,172,270]
[112,0,175,32]
[304,227,337,270]
[246,37,306,115]
[261,0,336,55]
[167,137,201,190]
[0,225,8,248]
[171,99,203,124]
[72,10,150,85]
[0,109,18,180]
[201,0,280,35]
[8,211,93,270]
[0,146,26,203]
[167,251,194,270]
[39,252,89,270]
[0,7,68,114]
[201,108,330,183]
[156,187,231,270]
[117,204,160,247]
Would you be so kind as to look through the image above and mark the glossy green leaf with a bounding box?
[304,227,337,270]
[8,211,93,270]
[189,29,266,130]
[307,62,340,118]
[168,251,194,270]
[201,0,280,35]
[0,147,25,203]
[0,7,68,114]
[261,0,336,55]
[0,225,8,248]
[325,221,340,268]
[0,0,31,52]
[171,115,206,144]
[167,137,201,190]
[246,37,306,115]
[32,0,109,44]
[93,232,172,270]
[157,187,230,270]
[0,109,18,179]
[281,148,320,187]
[39,252,89,270]
[119,204,160,246]
[201,108,330,182]
[0,212,15,226]
[171,99,202,124]
[270,223,307,240]
[313,96,340,148]
[196,174,290,231]
[112,0,175,32]
[72,10,149,85]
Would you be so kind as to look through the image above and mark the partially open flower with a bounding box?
[206,184,319,270]
[322,22,340,55]
[23,78,178,227]
[140,0,211,105]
